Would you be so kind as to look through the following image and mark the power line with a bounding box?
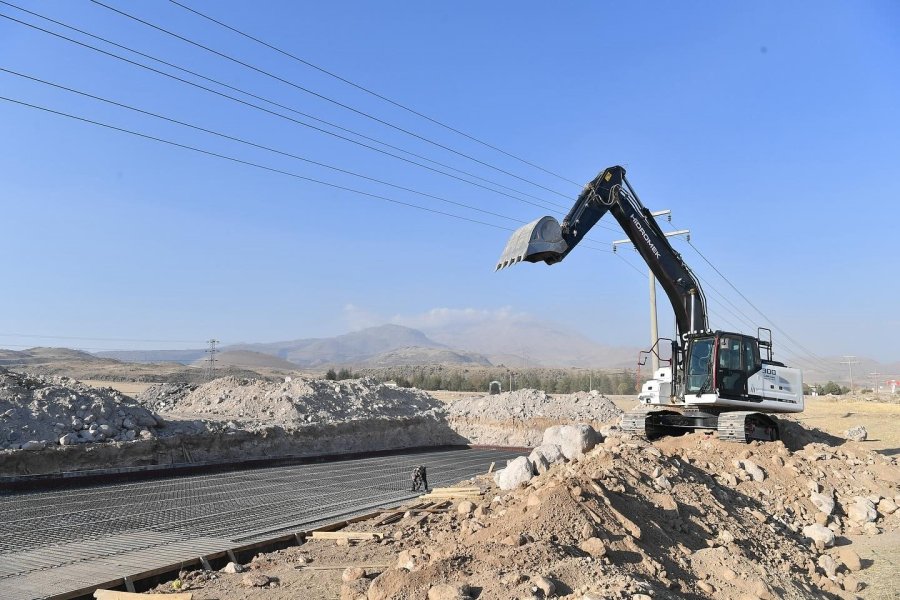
[0,94,620,258]
[167,0,582,188]
[0,94,512,231]
[0,67,524,224]
[841,356,859,391]
[0,3,570,215]
[205,338,219,381]
[673,236,841,372]
[91,0,574,201]
[0,332,203,344]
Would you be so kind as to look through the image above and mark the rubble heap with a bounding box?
[0,367,163,450]
[161,376,447,430]
[165,422,899,600]
[446,389,623,446]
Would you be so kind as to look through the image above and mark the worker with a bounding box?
[411,465,429,492]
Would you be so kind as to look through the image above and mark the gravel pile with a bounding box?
[0,367,163,449]
[137,382,197,412]
[161,376,446,429]
[446,389,623,446]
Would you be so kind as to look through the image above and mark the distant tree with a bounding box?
[336,368,353,380]
[325,368,337,381]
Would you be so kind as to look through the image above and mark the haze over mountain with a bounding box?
[94,319,640,369]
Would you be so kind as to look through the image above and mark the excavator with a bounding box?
[495,165,803,442]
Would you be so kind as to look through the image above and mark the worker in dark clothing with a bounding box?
[411,465,429,492]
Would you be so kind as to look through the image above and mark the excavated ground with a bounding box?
[147,422,899,600]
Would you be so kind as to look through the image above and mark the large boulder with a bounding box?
[802,524,835,547]
[844,426,868,442]
[527,443,565,474]
[542,424,599,460]
[810,492,835,515]
[494,456,534,490]
[847,497,877,523]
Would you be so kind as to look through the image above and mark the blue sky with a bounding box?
[1,1,898,370]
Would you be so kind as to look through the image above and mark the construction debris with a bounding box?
[446,389,622,446]
[152,421,898,599]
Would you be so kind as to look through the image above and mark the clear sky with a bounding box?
[1,1,898,371]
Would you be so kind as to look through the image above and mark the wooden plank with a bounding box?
[310,531,383,541]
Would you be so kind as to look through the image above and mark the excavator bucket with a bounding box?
[495,216,568,270]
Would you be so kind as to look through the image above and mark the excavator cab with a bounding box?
[684,332,762,399]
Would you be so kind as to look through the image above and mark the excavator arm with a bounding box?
[496,165,708,340]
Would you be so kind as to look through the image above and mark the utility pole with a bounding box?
[205,338,219,381]
[614,210,689,373]
[869,369,881,394]
[841,355,859,392]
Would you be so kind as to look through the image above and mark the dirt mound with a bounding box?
[158,423,899,600]
[447,389,622,446]
[0,368,164,450]
[167,376,447,429]
[137,382,197,412]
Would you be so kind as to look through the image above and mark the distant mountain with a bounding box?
[359,346,492,368]
[230,324,448,367]
[0,347,110,366]
[412,318,640,368]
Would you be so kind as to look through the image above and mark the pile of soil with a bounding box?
[447,389,623,446]
[157,376,447,430]
[137,382,196,412]
[0,367,164,450]
[152,424,898,600]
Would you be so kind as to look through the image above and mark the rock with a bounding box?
[542,424,599,460]
[877,497,898,515]
[530,443,565,470]
[495,456,534,490]
[59,433,79,446]
[427,583,471,600]
[837,547,862,572]
[21,440,45,451]
[531,574,555,597]
[526,493,542,508]
[741,459,766,482]
[220,561,243,573]
[396,549,426,571]
[122,417,136,430]
[697,581,715,594]
[802,524,835,547]
[817,554,838,578]
[502,534,527,547]
[844,426,867,442]
[527,449,550,475]
[341,580,368,600]
[654,475,672,491]
[842,574,861,593]
[810,492,835,515]
[578,537,607,557]
[123,429,136,441]
[457,500,475,515]
[342,566,366,582]
[241,572,271,587]
[848,498,877,523]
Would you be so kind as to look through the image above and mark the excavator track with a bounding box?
[621,410,650,436]
[716,411,780,443]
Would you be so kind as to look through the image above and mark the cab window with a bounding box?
[686,337,713,393]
